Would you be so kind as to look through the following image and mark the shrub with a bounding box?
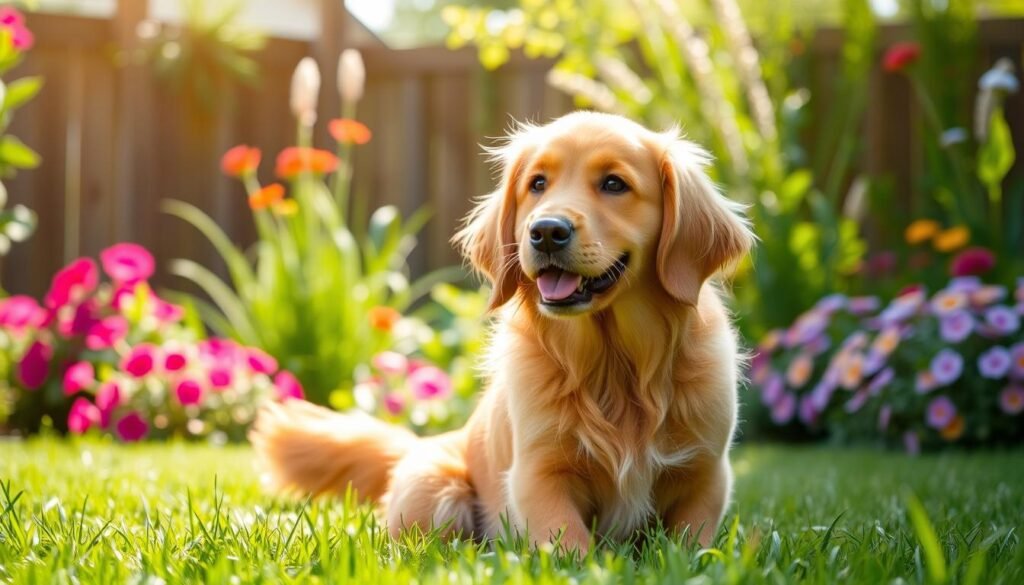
[0,244,302,441]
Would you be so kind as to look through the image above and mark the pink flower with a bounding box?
[17,340,52,389]
[274,371,305,401]
[926,396,957,429]
[970,285,1008,307]
[949,247,995,276]
[44,258,99,309]
[67,398,100,435]
[978,346,1011,379]
[0,7,33,50]
[164,350,188,372]
[57,301,99,339]
[372,351,409,375]
[86,316,129,350]
[770,391,797,424]
[0,7,24,26]
[761,372,784,406]
[152,298,184,323]
[407,365,452,400]
[878,404,892,431]
[939,310,974,343]
[847,296,881,316]
[246,348,278,375]
[100,243,155,285]
[199,338,242,366]
[175,379,204,406]
[930,349,964,386]
[383,392,405,415]
[95,381,121,427]
[63,361,95,395]
[883,42,921,72]
[999,386,1024,415]
[0,295,47,333]
[121,344,159,378]
[115,412,149,442]
[931,290,967,315]
[208,367,233,389]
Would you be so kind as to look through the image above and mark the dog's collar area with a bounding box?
[538,253,630,307]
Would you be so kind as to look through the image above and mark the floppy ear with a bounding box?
[656,137,755,306]
[452,142,528,311]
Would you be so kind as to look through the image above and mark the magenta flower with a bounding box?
[116,412,149,442]
[847,296,881,316]
[62,361,95,396]
[372,351,409,376]
[984,306,1020,335]
[878,404,892,431]
[44,258,99,309]
[121,344,159,378]
[246,348,279,375]
[999,386,1024,415]
[761,372,784,406]
[978,346,1011,379]
[383,392,405,415]
[0,7,33,50]
[85,315,128,350]
[17,340,52,390]
[904,431,921,456]
[939,310,974,343]
[770,391,797,424]
[175,379,204,406]
[867,367,895,395]
[67,398,100,435]
[152,298,184,323]
[950,247,995,277]
[408,365,452,400]
[95,381,121,427]
[274,371,305,400]
[164,350,188,372]
[100,243,155,285]
[198,338,242,366]
[0,295,47,333]
[926,396,957,429]
[208,367,233,389]
[930,349,964,386]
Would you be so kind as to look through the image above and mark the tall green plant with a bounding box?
[444,0,874,336]
[166,52,459,405]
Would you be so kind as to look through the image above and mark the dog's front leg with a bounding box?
[507,462,590,553]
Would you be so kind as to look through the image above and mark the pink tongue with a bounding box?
[537,269,583,301]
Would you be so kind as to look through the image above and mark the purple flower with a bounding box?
[1010,343,1024,380]
[408,366,452,400]
[17,340,52,390]
[798,396,819,426]
[761,372,784,406]
[63,362,95,396]
[931,290,967,315]
[939,310,974,343]
[848,296,881,316]
[100,243,155,285]
[785,311,829,347]
[116,412,149,442]
[879,290,925,324]
[815,294,847,314]
[926,396,957,429]
[67,398,100,435]
[985,306,1020,335]
[947,276,982,292]
[970,285,1008,308]
[904,431,921,456]
[867,367,895,395]
[771,391,797,424]
[930,349,964,386]
[978,346,1011,379]
[862,351,886,378]
[806,334,832,356]
[1000,386,1024,415]
[844,389,870,413]
[878,404,893,431]
[810,368,839,410]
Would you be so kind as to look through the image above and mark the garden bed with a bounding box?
[1,439,1021,583]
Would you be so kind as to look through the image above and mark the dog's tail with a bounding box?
[249,400,418,502]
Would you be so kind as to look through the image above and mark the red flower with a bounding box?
[221,145,262,178]
[950,247,995,277]
[17,340,52,390]
[44,258,98,309]
[116,412,149,442]
[329,119,372,145]
[883,42,921,73]
[275,147,339,179]
[248,183,286,210]
[101,242,155,285]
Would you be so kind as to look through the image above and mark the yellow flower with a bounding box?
[904,219,941,245]
[272,199,299,216]
[933,226,970,253]
[940,415,965,441]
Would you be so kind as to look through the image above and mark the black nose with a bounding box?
[529,217,574,253]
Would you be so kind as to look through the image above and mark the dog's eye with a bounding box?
[600,175,629,194]
[529,175,547,194]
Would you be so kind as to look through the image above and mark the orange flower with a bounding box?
[248,183,285,210]
[933,226,970,253]
[786,353,813,389]
[940,415,965,441]
[368,306,401,332]
[221,145,261,178]
[871,327,901,357]
[329,119,373,145]
[275,147,340,179]
[904,219,940,245]
[838,352,864,390]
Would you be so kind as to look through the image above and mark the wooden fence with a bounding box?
[1,9,1021,298]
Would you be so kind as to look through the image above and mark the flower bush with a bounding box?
[749,276,1024,451]
[0,244,303,441]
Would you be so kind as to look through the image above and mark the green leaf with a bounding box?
[0,136,40,170]
[978,107,1015,198]
[906,493,948,584]
[2,77,43,113]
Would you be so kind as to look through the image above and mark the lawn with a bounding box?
[1,439,1022,583]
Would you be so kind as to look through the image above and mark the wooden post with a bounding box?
[111,0,149,243]
[315,0,348,144]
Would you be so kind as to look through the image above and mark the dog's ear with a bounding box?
[453,139,529,311]
[656,137,754,306]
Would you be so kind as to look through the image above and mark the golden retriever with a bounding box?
[250,111,754,551]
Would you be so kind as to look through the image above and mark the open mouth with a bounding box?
[536,254,630,307]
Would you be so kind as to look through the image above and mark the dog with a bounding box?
[250,111,754,551]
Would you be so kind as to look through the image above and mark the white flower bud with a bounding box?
[291,57,321,127]
[338,49,366,106]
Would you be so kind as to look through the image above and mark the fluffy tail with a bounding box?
[249,400,418,502]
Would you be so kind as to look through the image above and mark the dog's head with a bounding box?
[455,112,753,318]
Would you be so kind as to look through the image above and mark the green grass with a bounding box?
[1,439,1022,583]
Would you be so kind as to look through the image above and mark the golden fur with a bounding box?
[250,111,755,551]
